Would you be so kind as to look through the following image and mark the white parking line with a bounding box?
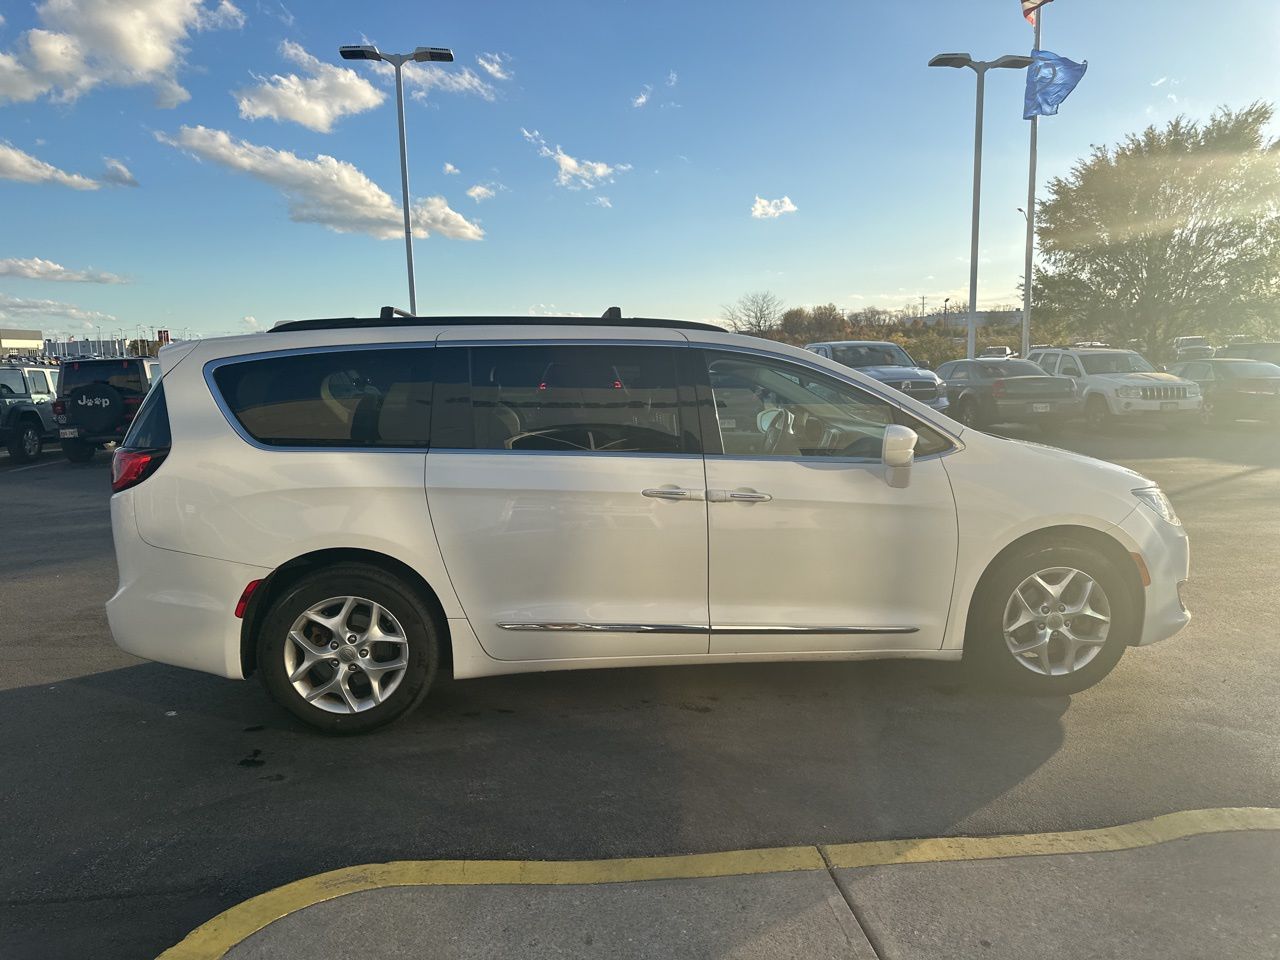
[2,458,62,475]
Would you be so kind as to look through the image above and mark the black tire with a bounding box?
[6,420,42,463]
[955,398,981,428]
[1084,395,1112,432]
[61,437,96,463]
[964,541,1138,696]
[257,564,439,734]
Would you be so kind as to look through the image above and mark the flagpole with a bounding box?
[1021,9,1042,358]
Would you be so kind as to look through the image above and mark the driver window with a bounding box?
[706,352,893,460]
[1058,356,1083,378]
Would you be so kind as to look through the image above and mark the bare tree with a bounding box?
[721,291,784,335]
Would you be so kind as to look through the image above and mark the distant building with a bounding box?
[922,310,1021,329]
[1,327,43,356]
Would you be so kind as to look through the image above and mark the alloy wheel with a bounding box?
[22,427,40,458]
[1002,567,1111,676]
[284,596,410,713]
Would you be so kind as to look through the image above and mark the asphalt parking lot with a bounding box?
[1,425,1278,959]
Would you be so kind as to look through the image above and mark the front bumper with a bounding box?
[1103,395,1201,417]
[107,493,268,678]
[1113,502,1191,646]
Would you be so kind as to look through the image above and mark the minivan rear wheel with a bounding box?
[965,542,1136,695]
[257,564,439,734]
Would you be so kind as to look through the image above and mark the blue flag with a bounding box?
[1024,50,1087,119]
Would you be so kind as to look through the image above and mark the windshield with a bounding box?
[1080,352,1156,375]
[829,343,914,368]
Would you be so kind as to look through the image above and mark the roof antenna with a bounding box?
[601,306,622,320]
[380,305,416,320]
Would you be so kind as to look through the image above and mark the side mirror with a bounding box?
[883,424,917,468]
[882,424,917,488]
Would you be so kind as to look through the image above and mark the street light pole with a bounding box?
[929,53,1033,359]
[340,43,455,317]
[1021,12,1044,360]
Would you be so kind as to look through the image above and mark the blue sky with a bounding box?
[0,0,1275,338]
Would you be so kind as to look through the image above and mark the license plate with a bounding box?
[59,428,79,439]
[1032,403,1051,414]
[1160,401,1177,411]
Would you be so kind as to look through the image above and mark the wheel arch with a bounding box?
[963,524,1146,651]
[239,547,453,678]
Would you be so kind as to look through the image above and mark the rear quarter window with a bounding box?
[0,370,26,395]
[122,381,171,450]
[212,347,435,448]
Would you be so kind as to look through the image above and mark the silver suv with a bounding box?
[1027,347,1201,429]
[0,362,59,462]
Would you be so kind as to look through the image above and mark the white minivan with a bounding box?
[107,314,1191,733]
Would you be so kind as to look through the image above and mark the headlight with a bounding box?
[1185,383,1201,397]
[1116,386,1143,399]
[1134,487,1181,526]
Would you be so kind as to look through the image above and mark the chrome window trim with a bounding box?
[202,342,436,453]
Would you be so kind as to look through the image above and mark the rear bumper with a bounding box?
[1113,503,1191,646]
[991,397,1082,420]
[107,493,267,679]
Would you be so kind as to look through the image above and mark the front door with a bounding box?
[425,340,710,662]
[698,349,959,654]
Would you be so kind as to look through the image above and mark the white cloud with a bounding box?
[475,52,511,81]
[442,162,459,175]
[235,41,385,133]
[521,128,629,190]
[239,315,260,331]
[528,303,585,317]
[0,142,99,189]
[102,157,139,187]
[158,125,484,241]
[1151,77,1167,88]
[0,0,245,108]
[591,196,612,208]
[751,195,797,219]
[632,84,651,108]
[466,183,496,203]
[666,70,678,87]
[0,292,115,325]
[368,58,495,102]
[0,257,126,283]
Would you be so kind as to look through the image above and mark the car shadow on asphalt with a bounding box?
[991,421,1280,469]
[0,655,1071,959]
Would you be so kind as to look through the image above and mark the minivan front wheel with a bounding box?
[966,543,1136,695]
[257,564,439,733]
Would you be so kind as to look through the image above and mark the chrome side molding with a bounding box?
[497,622,708,634]
[497,622,918,636]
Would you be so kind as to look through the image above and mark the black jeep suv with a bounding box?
[53,358,159,462]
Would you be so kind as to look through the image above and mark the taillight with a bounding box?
[110,448,166,493]
[53,400,66,416]
[992,379,1007,398]
[612,379,623,389]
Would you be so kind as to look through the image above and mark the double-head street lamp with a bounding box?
[340,43,455,316]
[929,52,1032,358]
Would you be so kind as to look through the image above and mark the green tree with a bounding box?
[1034,103,1280,357]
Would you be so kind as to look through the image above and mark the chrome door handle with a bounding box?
[642,487,705,501]
[707,489,772,503]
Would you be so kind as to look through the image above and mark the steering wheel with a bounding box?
[762,408,793,455]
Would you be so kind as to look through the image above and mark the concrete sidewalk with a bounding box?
[208,829,1279,960]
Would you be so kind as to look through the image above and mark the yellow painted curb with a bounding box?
[821,805,1280,869]
[158,806,1280,960]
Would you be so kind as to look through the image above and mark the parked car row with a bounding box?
[0,357,160,462]
[799,340,1280,433]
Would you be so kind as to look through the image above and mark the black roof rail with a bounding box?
[271,315,726,333]
[379,305,416,321]
[601,306,622,320]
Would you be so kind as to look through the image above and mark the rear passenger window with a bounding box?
[213,348,434,448]
[26,370,49,393]
[467,345,689,454]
